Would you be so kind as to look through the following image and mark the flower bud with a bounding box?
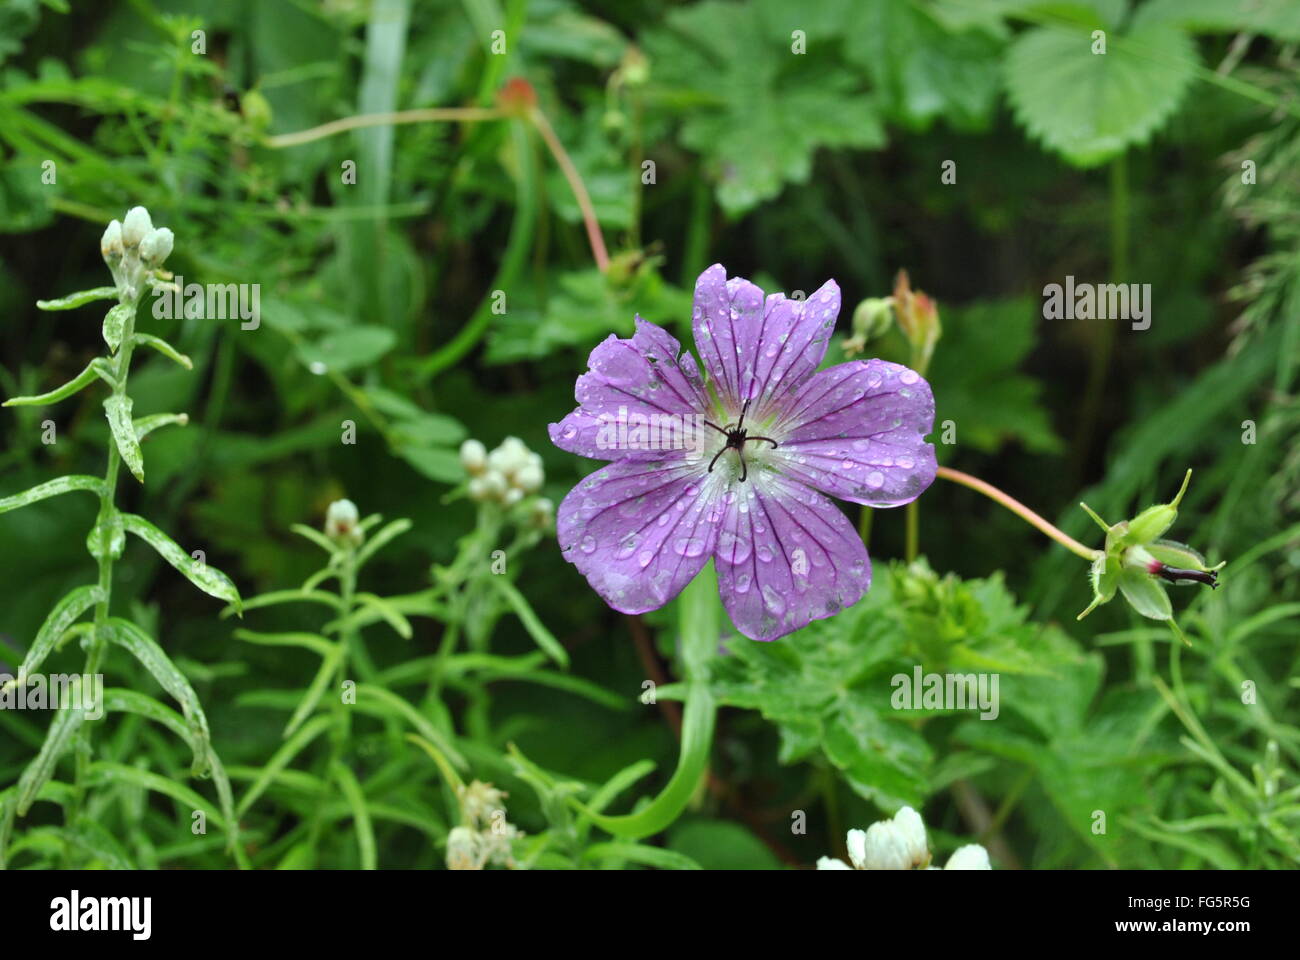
[459,438,488,475]
[139,227,174,265]
[861,820,911,870]
[122,206,153,248]
[445,826,482,871]
[892,806,929,867]
[101,220,124,262]
[514,459,543,493]
[944,844,992,870]
[324,498,363,547]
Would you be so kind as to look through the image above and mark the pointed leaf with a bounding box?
[36,286,118,311]
[102,303,133,353]
[0,475,105,515]
[105,618,212,776]
[17,584,103,680]
[134,412,189,441]
[353,518,411,569]
[104,395,144,481]
[120,513,242,612]
[4,359,114,407]
[16,705,86,815]
[133,333,192,369]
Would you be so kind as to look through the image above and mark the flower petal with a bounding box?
[691,265,840,416]
[714,472,871,641]
[549,317,712,461]
[773,358,936,508]
[556,455,723,615]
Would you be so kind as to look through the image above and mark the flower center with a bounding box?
[704,398,778,483]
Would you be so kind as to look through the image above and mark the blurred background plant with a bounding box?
[0,0,1296,868]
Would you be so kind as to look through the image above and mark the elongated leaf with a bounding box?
[331,761,377,870]
[67,819,134,869]
[284,642,344,739]
[351,592,412,639]
[102,302,133,353]
[105,618,212,775]
[104,394,144,481]
[234,629,335,657]
[486,576,568,666]
[290,523,339,555]
[17,584,103,680]
[133,333,192,369]
[583,841,701,870]
[220,590,341,619]
[4,358,114,407]
[134,412,189,441]
[236,714,334,817]
[120,514,242,612]
[353,517,411,569]
[36,286,118,310]
[353,685,465,769]
[16,705,85,815]
[102,687,197,753]
[0,475,104,515]
[85,762,224,830]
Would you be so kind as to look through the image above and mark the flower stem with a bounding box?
[935,466,1100,562]
[528,105,609,272]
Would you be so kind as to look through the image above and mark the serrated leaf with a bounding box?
[101,302,133,352]
[0,475,104,514]
[36,286,118,310]
[1003,23,1198,167]
[132,333,192,369]
[644,0,886,214]
[119,513,242,612]
[4,358,114,407]
[103,394,144,481]
[16,705,85,815]
[17,584,103,680]
[105,618,212,775]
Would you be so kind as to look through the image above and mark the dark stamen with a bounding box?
[1151,563,1219,589]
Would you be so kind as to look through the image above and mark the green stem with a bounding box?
[66,287,141,865]
[573,563,719,839]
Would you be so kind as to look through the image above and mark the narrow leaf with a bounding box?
[284,643,344,739]
[16,706,86,815]
[0,475,105,515]
[17,584,103,679]
[134,412,189,441]
[332,761,377,870]
[120,513,242,612]
[486,576,568,666]
[353,517,411,569]
[104,395,144,481]
[4,359,114,407]
[36,286,118,310]
[105,617,213,776]
[102,302,133,353]
[133,333,193,369]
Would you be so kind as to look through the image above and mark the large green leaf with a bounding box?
[644,0,886,214]
[1003,22,1198,167]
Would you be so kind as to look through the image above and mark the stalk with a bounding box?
[65,285,141,865]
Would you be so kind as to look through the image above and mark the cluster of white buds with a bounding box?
[101,206,174,299]
[324,498,364,548]
[817,806,992,871]
[445,780,523,870]
[460,436,550,520]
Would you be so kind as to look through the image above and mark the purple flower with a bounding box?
[549,265,937,641]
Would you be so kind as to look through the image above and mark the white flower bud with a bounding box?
[481,470,508,500]
[892,806,928,867]
[459,438,488,475]
[488,437,530,477]
[530,497,554,527]
[324,498,362,546]
[467,477,490,502]
[861,820,911,870]
[122,206,153,247]
[502,487,524,507]
[101,220,124,261]
[845,828,868,869]
[944,844,992,870]
[445,826,482,871]
[514,460,543,493]
[139,227,174,265]
[816,856,852,870]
